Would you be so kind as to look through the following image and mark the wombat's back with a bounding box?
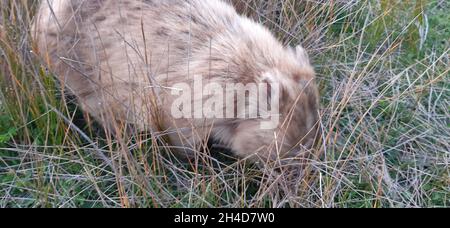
[33,0,263,126]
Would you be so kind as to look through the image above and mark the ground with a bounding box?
[0,0,449,208]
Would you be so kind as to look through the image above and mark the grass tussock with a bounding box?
[0,0,449,208]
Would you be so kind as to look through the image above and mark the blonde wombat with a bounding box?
[33,0,320,165]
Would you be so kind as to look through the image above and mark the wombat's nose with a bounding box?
[304,137,315,150]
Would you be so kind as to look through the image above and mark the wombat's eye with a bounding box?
[298,79,309,88]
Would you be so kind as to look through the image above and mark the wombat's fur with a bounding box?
[33,0,320,164]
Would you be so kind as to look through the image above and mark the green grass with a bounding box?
[0,0,449,208]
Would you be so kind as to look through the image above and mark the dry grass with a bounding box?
[0,0,449,208]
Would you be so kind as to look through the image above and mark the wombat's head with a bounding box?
[229,46,320,165]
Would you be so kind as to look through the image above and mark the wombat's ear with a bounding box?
[295,45,310,65]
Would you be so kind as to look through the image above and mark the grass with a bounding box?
[0,0,449,208]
